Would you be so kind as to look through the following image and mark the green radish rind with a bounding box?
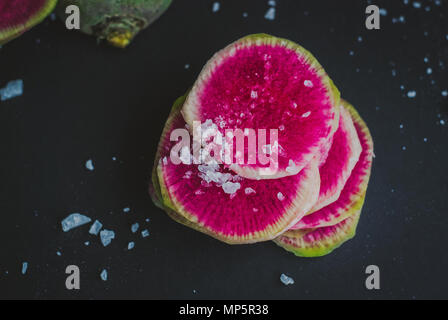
[0,0,58,45]
[274,100,373,257]
[181,33,341,180]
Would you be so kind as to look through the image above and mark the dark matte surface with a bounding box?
[0,0,447,299]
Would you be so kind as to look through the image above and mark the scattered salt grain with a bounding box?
[89,220,103,235]
[22,262,28,275]
[379,8,388,16]
[426,68,432,75]
[85,159,94,171]
[286,160,299,174]
[265,7,276,20]
[222,182,241,195]
[131,223,139,233]
[61,213,92,232]
[251,90,258,99]
[280,273,294,285]
[243,12,248,18]
[84,241,90,246]
[440,120,446,126]
[0,79,23,101]
[212,2,220,12]
[402,146,407,151]
[277,192,285,201]
[413,1,421,8]
[423,138,428,142]
[245,187,256,195]
[100,269,108,281]
[123,207,131,213]
[253,208,259,212]
[184,64,190,69]
[268,0,276,6]
[407,91,416,98]
[141,229,150,238]
[302,111,311,118]
[442,90,448,97]
[304,80,313,88]
[128,242,135,250]
[100,229,115,247]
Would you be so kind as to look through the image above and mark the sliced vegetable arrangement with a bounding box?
[150,34,374,257]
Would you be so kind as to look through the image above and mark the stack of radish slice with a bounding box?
[150,34,373,257]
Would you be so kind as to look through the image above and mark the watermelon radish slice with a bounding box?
[291,100,373,230]
[274,209,362,258]
[181,34,340,180]
[0,0,57,45]
[307,104,362,214]
[154,101,321,244]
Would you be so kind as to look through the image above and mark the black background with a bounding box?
[0,0,447,300]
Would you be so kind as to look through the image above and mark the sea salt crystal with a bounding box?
[280,273,294,285]
[265,7,276,20]
[427,68,432,75]
[61,213,92,232]
[279,125,285,131]
[222,182,241,195]
[22,262,28,275]
[131,223,140,233]
[251,90,258,99]
[245,187,256,195]
[413,1,421,8]
[56,251,62,256]
[302,111,311,118]
[141,229,150,238]
[243,12,248,18]
[304,80,313,88]
[442,90,448,97]
[100,229,115,247]
[277,192,285,201]
[253,208,259,212]
[286,160,299,174]
[291,102,298,109]
[441,120,446,126]
[0,79,23,101]
[379,8,388,16]
[268,0,276,6]
[123,207,131,213]
[212,2,220,12]
[100,269,108,281]
[85,159,94,171]
[262,144,272,155]
[128,242,135,250]
[180,146,192,164]
[89,220,103,235]
[407,91,416,98]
